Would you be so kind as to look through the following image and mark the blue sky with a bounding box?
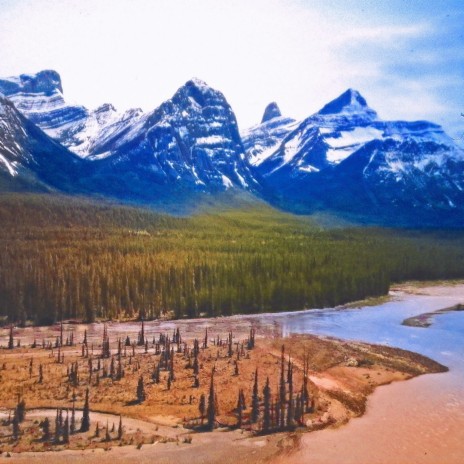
[0,0,463,137]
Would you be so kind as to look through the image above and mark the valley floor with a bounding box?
[0,284,451,463]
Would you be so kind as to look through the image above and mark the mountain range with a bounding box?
[0,70,463,226]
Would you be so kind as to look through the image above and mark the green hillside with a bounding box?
[1,194,464,325]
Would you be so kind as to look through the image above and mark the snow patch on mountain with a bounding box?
[324,126,385,163]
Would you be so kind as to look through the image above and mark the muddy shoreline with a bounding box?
[0,281,462,463]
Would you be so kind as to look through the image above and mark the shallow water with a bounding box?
[2,286,464,463]
[272,288,464,464]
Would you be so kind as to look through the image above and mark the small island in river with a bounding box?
[402,303,464,328]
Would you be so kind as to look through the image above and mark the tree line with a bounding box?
[1,194,464,325]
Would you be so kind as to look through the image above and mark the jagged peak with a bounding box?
[186,77,209,88]
[318,88,375,116]
[94,103,117,114]
[261,102,282,123]
[0,70,63,96]
[172,77,225,109]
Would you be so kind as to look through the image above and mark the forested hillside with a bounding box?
[1,194,464,325]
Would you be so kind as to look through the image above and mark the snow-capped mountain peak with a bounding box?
[318,88,373,116]
[261,102,282,123]
[86,77,259,194]
[0,70,143,159]
[0,70,63,97]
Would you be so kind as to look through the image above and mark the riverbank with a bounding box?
[0,290,449,463]
[273,280,464,464]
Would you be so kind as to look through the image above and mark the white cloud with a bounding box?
[0,0,462,137]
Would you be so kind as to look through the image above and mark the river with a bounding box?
[3,284,464,463]
[272,284,464,464]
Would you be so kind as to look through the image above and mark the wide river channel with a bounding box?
[271,284,464,464]
[5,284,464,463]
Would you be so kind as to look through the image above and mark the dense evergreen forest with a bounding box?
[1,194,464,325]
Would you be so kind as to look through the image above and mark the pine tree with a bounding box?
[228,332,233,357]
[193,354,199,375]
[137,320,145,346]
[38,364,43,384]
[236,389,244,428]
[63,412,69,444]
[80,388,90,432]
[12,410,20,441]
[199,393,206,424]
[8,325,14,350]
[275,398,280,429]
[70,403,76,434]
[287,362,295,428]
[206,370,216,430]
[105,420,111,442]
[110,356,115,378]
[117,415,123,440]
[54,409,61,443]
[302,352,311,413]
[279,350,286,429]
[169,349,175,381]
[240,389,246,410]
[136,376,145,403]
[41,417,50,441]
[251,369,259,424]
[16,397,26,423]
[262,377,271,433]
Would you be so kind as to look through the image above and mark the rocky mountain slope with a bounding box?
[1,69,463,225]
[0,92,85,192]
[242,89,464,225]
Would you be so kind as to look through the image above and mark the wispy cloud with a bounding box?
[0,0,462,137]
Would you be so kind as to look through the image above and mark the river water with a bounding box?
[272,286,464,464]
[3,285,463,463]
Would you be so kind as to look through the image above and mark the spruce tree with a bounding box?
[63,412,69,444]
[54,409,61,442]
[8,325,14,350]
[206,370,216,430]
[70,403,76,434]
[287,362,294,428]
[80,388,90,432]
[236,389,244,428]
[16,397,26,423]
[117,415,123,440]
[136,376,145,403]
[41,417,50,441]
[12,410,20,441]
[193,354,199,375]
[251,369,259,424]
[199,393,206,424]
[279,346,286,429]
[262,377,271,433]
[105,420,111,442]
[38,364,43,384]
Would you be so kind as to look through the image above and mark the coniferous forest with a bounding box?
[1,194,464,326]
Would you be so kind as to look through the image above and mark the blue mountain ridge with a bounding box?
[1,70,463,226]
